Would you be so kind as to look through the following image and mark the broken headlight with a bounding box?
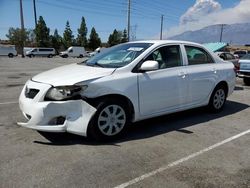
[45,85,87,101]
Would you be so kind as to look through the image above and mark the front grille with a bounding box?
[25,87,39,99]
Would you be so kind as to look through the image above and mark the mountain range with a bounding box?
[168,23,250,45]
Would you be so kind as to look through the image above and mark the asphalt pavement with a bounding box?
[0,57,249,188]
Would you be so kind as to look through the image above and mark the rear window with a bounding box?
[234,51,247,55]
[185,46,214,65]
[241,54,250,59]
[39,49,53,52]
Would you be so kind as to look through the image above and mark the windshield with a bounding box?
[241,54,250,60]
[85,42,153,68]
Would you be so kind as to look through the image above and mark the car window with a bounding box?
[69,49,73,53]
[39,49,53,52]
[185,46,214,65]
[241,54,250,59]
[32,49,37,52]
[225,53,234,60]
[219,53,226,60]
[145,45,182,69]
[234,51,247,55]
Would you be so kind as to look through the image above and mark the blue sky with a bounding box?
[0,0,245,42]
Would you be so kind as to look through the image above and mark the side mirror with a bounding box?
[139,60,159,72]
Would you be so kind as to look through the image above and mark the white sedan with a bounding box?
[18,40,235,140]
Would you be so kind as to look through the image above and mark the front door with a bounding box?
[138,45,188,116]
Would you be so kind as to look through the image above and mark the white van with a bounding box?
[0,45,17,58]
[26,48,55,58]
[59,46,86,58]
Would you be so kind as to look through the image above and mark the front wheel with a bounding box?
[208,85,227,113]
[8,53,14,58]
[88,99,130,141]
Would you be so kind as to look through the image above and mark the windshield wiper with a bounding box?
[77,59,88,64]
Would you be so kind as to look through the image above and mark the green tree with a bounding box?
[108,29,122,46]
[63,21,74,48]
[121,29,128,43]
[88,27,101,50]
[50,29,62,53]
[6,27,29,53]
[34,16,50,47]
[76,17,88,47]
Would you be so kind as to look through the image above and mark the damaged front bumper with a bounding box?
[18,80,96,136]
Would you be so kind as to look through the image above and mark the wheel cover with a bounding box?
[97,105,126,136]
[213,89,225,109]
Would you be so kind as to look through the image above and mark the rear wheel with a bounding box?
[208,85,227,113]
[243,78,250,86]
[79,54,83,58]
[88,99,130,141]
[48,54,53,58]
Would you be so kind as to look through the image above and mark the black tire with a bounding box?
[208,85,227,113]
[87,99,130,141]
[31,54,35,58]
[243,78,250,86]
[8,53,14,58]
[48,54,53,58]
[79,54,83,58]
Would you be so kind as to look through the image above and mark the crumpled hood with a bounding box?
[32,63,115,86]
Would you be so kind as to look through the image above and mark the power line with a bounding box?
[37,0,125,18]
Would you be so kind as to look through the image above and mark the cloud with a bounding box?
[180,0,221,25]
[163,0,250,38]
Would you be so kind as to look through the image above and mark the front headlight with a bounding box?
[45,85,87,101]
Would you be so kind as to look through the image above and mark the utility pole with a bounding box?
[33,0,37,27]
[20,0,25,57]
[220,24,226,42]
[131,24,137,41]
[127,0,131,42]
[160,15,164,40]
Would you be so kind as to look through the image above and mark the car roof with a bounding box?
[128,40,203,47]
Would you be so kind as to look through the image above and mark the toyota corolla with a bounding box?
[18,40,235,140]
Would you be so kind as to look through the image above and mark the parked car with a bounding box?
[0,45,17,57]
[18,40,235,140]
[238,54,250,85]
[215,52,239,73]
[88,47,104,57]
[234,50,248,59]
[26,48,55,58]
[59,46,86,58]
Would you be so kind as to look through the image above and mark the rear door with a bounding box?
[183,45,218,105]
[138,44,188,116]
